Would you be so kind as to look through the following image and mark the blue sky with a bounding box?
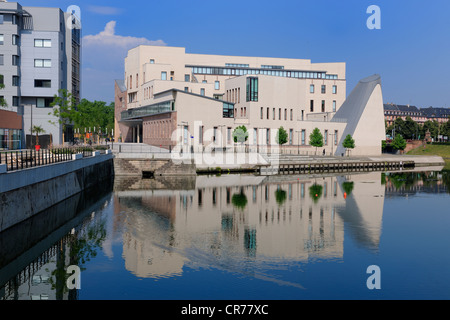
[16,0,450,107]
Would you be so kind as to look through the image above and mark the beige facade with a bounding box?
[115,45,385,156]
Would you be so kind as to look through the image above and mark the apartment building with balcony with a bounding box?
[115,45,385,156]
[0,1,80,149]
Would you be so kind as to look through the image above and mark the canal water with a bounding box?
[1,168,450,300]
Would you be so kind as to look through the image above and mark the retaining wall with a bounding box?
[0,153,114,232]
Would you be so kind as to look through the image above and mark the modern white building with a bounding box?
[0,1,81,148]
[115,45,385,156]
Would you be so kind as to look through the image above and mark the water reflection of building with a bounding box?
[115,172,386,279]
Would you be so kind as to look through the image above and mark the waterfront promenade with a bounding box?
[110,143,445,174]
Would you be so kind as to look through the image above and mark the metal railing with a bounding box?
[0,146,110,172]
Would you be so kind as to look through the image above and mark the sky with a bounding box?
[15,0,450,107]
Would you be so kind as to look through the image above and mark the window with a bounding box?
[301,130,306,145]
[223,102,234,118]
[34,39,51,47]
[260,107,263,119]
[199,126,204,144]
[0,34,3,45]
[310,84,314,93]
[150,59,155,64]
[324,130,328,145]
[12,76,19,86]
[0,54,3,66]
[35,79,51,88]
[200,88,205,96]
[321,85,326,94]
[290,109,293,121]
[246,77,258,102]
[332,100,337,112]
[34,59,51,68]
[185,74,190,82]
[301,110,304,121]
[332,85,337,94]
[12,96,19,107]
[136,74,138,87]
[334,130,338,145]
[12,35,19,45]
[289,129,293,145]
[184,87,189,92]
[215,81,220,90]
[266,128,270,145]
[227,127,232,143]
[321,100,325,112]
[12,15,18,25]
[202,80,207,83]
[310,100,314,112]
[161,71,167,80]
[36,97,53,108]
[273,108,275,120]
[12,55,19,66]
[267,107,269,120]
[279,108,281,120]
[0,15,3,24]
[284,108,287,120]
[253,128,258,145]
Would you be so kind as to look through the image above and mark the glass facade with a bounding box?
[0,128,22,150]
[189,65,338,80]
[246,77,258,102]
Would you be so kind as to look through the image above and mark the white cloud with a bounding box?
[83,21,166,49]
[81,21,167,102]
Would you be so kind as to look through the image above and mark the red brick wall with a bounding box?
[0,110,22,129]
[142,112,177,148]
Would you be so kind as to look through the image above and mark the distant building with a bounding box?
[384,103,450,127]
[420,107,450,124]
[0,1,81,149]
[383,103,426,127]
[115,45,386,156]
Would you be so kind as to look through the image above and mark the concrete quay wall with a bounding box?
[0,153,114,232]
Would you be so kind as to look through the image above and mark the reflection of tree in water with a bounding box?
[309,184,323,203]
[232,188,248,210]
[342,181,354,195]
[384,171,449,193]
[275,186,287,205]
[47,215,107,299]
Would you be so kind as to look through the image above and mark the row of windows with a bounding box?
[0,14,19,25]
[310,100,337,112]
[310,84,338,94]
[0,54,26,67]
[190,65,339,80]
[0,34,19,45]
[205,127,338,146]
[0,74,51,88]
[260,107,295,121]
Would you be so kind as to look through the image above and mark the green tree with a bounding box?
[31,125,45,146]
[0,75,7,108]
[232,125,249,143]
[309,127,323,154]
[49,89,78,142]
[391,134,407,151]
[404,116,419,140]
[73,99,115,138]
[342,134,355,156]
[275,126,288,145]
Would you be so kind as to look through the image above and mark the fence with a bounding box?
[0,146,110,172]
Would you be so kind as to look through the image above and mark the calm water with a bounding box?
[1,169,450,300]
